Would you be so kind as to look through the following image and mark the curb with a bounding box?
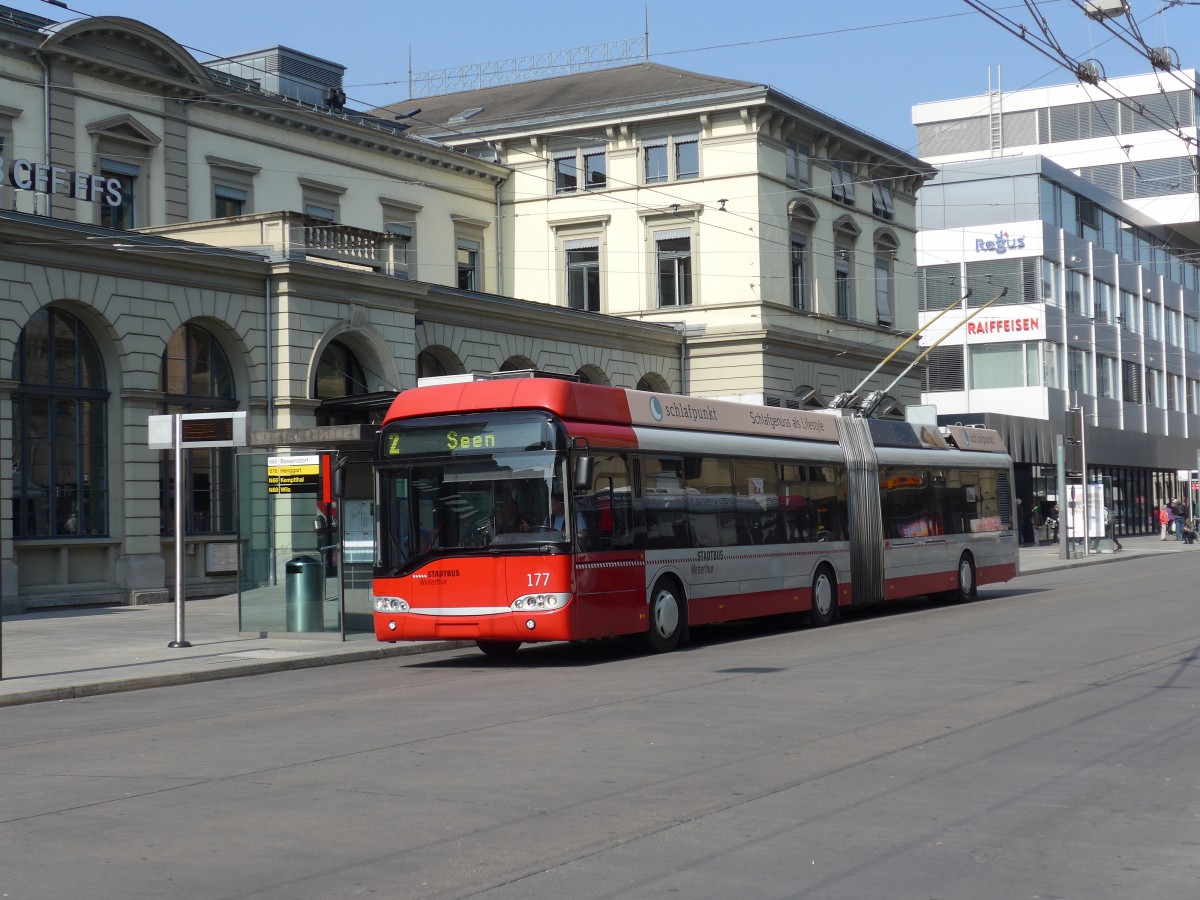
[1018,547,1180,577]
[0,640,471,709]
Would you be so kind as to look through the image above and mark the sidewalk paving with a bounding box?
[1,533,1195,707]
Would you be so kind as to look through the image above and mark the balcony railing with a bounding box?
[299,216,409,279]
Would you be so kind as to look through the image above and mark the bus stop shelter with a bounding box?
[237,424,378,640]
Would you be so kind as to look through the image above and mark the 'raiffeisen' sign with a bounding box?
[918,304,1047,346]
[0,156,122,206]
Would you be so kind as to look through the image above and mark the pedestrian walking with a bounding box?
[1173,499,1188,542]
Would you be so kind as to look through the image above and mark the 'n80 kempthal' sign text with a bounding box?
[0,156,122,206]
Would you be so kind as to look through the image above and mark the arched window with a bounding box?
[315,339,368,398]
[417,350,448,380]
[160,324,236,535]
[636,374,669,393]
[874,230,899,328]
[500,356,535,373]
[12,308,109,537]
[833,216,861,321]
[574,365,609,386]
[787,200,818,311]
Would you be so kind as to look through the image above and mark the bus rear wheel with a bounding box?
[810,565,838,627]
[476,640,521,658]
[644,580,685,653]
[950,554,976,602]
[935,553,976,603]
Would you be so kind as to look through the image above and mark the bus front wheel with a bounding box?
[644,581,685,653]
[476,640,521,658]
[810,565,838,627]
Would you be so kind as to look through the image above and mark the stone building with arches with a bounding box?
[2,209,678,610]
[0,6,928,610]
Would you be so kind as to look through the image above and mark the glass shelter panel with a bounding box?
[237,451,376,639]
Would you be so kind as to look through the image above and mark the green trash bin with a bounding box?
[285,555,324,632]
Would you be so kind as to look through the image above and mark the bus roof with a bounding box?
[382,377,1008,454]
[384,378,633,426]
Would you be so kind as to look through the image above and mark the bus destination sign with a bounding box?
[268,455,321,495]
[383,418,551,457]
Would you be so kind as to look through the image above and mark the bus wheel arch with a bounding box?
[644,576,688,653]
[809,563,838,627]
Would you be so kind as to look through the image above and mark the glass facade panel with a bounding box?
[1042,258,1059,306]
[1045,342,1063,389]
[971,344,1027,389]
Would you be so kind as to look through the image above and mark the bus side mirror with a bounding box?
[573,455,594,493]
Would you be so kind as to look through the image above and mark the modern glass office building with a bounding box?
[916,156,1200,537]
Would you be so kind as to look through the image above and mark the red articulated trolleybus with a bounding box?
[371,373,1018,657]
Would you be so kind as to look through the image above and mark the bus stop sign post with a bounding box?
[168,416,189,647]
[148,412,248,648]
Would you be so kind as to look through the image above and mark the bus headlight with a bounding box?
[511,593,570,611]
[373,596,409,613]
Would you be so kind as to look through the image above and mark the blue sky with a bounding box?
[5,0,1197,153]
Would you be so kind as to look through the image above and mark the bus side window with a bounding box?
[643,457,689,549]
[937,469,968,534]
[733,459,780,545]
[686,457,736,548]
[777,464,809,543]
[882,467,932,538]
[580,454,635,550]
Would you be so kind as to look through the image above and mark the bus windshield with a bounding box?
[376,450,569,574]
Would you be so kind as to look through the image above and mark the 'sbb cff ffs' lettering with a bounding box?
[0,156,123,206]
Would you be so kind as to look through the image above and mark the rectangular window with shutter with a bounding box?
[655,230,692,307]
[565,237,601,312]
[1122,360,1142,405]
[385,221,414,279]
[922,344,965,392]
[920,264,961,312]
[642,133,697,184]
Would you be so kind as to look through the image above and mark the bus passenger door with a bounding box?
[571,454,645,638]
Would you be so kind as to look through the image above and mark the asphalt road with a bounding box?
[1,555,1198,900]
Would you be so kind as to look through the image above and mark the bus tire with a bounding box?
[644,580,685,653]
[809,564,838,627]
[476,640,521,658]
[950,553,976,602]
